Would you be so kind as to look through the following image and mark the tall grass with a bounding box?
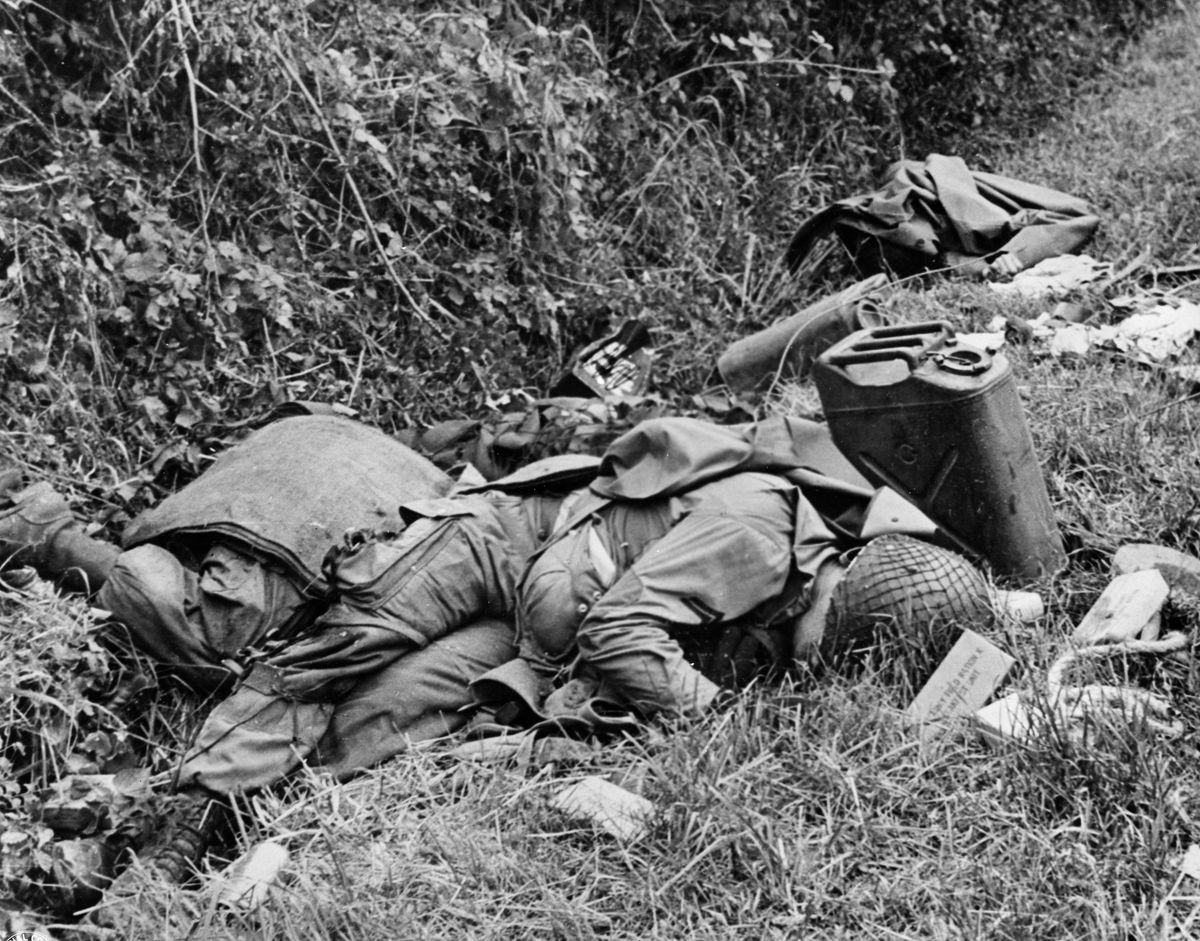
[73,10,1200,937]
[3,4,1200,940]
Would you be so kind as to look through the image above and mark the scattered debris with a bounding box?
[974,692,1032,747]
[1047,633,1186,733]
[0,824,114,916]
[1008,296,1200,364]
[996,312,1036,344]
[905,629,1015,740]
[1166,363,1200,390]
[988,254,1112,298]
[550,321,656,399]
[1112,543,1200,600]
[215,840,290,911]
[1108,301,1200,361]
[954,329,1007,351]
[35,769,155,844]
[1,828,39,891]
[1051,301,1092,324]
[41,838,114,913]
[991,588,1045,623]
[1046,321,1092,358]
[975,633,1189,747]
[1071,569,1168,645]
[549,776,654,842]
[975,545,1200,747]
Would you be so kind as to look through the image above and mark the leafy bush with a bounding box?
[0,0,1173,504]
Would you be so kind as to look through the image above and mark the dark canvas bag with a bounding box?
[123,415,451,595]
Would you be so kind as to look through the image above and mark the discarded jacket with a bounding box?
[785,154,1100,278]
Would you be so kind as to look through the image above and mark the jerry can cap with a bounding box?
[930,340,993,376]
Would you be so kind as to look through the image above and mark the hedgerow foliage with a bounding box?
[0,0,1171,506]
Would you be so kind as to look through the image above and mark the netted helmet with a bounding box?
[823,534,994,661]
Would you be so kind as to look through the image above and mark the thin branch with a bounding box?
[170,0,205,177]
[642,56,890,98]
[0,176,69,193]
[269,41,457,336]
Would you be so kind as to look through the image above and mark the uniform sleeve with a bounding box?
[573,497,793,717]
[266,506,518,701]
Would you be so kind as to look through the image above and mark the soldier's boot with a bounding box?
[0,480,77,569]
[141,791,228,884]
[89,791,230,927]
[0,478,119,592]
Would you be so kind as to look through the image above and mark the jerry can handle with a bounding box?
[821,320,954,369]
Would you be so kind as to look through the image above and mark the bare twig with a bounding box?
[0,176,69,193]
[170,0,213,258]
[641,56,889,98]
[269,41,457,336]
[170,0,205,176]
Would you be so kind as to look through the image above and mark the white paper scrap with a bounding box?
[550,776,654,842]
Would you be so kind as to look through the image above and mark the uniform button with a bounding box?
[576,602,589,615]
[591,590,602,601]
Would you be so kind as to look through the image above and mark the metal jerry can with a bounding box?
[812,321,1066,581]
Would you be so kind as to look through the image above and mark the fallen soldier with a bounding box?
[0,412,457,696]
[0,412,522,888]
[0,410,1001,899]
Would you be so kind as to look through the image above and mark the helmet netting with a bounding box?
[825,534,993,659]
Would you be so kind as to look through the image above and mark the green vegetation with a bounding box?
[0,0,1174,499]
[2,0,1200,937]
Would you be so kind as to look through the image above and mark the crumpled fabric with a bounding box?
[98,541,314,694]
[988,254,1112,297]
[1029,299,1200,363]
[785,154,1100,278]
[465,659,641,733]
[180,618,518,792]
[123,415,451,594]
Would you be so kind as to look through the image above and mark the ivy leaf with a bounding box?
[427,103,454,127]
[122,251,164,283]
[333,101,364,125]
[353,127,389,153]
[139,395,169,424]
[737,32,773,64]
[60,90,95,121]
[826,78,854,102]
[112,766,152,798]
